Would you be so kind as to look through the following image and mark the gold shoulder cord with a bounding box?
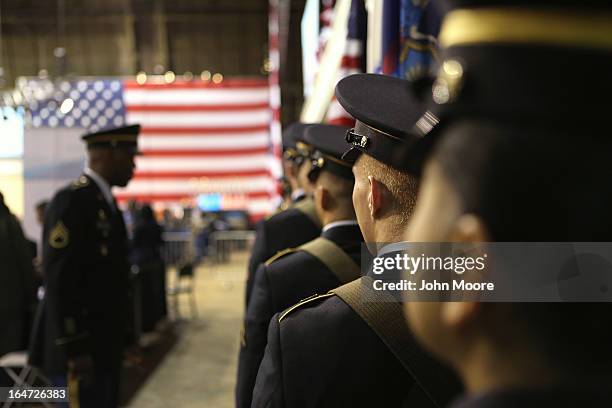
[278,292,336,323]
[264,247,297,265]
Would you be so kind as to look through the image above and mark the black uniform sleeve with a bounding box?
[236,264,276,407]
[246,220,269,307]
[43,191,91,357]
[251,312,285,408]
[8,214,37,315]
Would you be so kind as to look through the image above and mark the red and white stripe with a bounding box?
[115,78,276,219]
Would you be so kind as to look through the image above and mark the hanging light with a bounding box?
[212,73,223,84]
[200,70,211,82]
[164,71,176,84]
[136,71,147,85]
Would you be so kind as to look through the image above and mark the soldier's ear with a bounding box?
[315,185,330,212]
[368,176,382,219]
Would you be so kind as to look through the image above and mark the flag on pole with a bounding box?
[318,0,336,60]
[379,0,401,75]
[398,0,442,80]
[27,77,277,220]
[268,0,283,200]
[325,0,367,127]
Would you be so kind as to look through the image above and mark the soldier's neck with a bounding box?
[373,218,404,245]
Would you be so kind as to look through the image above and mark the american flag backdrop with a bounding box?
[28,77,277,220]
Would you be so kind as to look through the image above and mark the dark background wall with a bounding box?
[0,0,269,83]
[0,0,305,124]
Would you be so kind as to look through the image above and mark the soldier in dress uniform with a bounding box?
[279,122,309,205]
[245,123,321,308]
[251,74,461,408]
[236,124,363,407]
[40,124,140,408]
[400,3,612,408]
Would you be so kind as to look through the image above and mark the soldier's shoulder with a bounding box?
[264,206,301,224]
[264,250,319,280]
[264,246,311,266]
[49,176,95,210]
[56,175,94,195]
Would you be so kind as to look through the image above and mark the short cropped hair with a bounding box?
[358,154,419,224]
[317,170,354,203]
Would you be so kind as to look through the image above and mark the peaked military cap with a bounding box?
[282,122,311,162]
[303,124,353,181]
[393,4,612,173]
[335,73,425,172]
[82,124,141,153]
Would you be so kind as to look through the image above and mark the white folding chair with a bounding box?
[0,351,53,408]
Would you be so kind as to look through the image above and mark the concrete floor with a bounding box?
[128,252,248,408]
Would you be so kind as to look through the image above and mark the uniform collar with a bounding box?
[376,241,410,257]
[321,220,362,246]
[84,167,116,211]
[322,220,359,233]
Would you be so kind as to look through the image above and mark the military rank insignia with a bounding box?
[49,221,70,249]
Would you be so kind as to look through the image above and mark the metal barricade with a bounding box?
[162,231,194,267]
[209,230,255,264]
[161,231,196,320]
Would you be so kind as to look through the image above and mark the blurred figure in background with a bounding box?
[0,191,37,358]
[124,200,140,239]
[33,200,50,283]
[35,200,49,227]
[131,204,167,332]
[277,176,293,211]
[40,124,139,407]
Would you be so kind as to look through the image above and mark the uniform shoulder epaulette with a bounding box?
[264,210,280,221]
[70,175,90,190]
[278,292,336,323]
[266,200,292,220]
[264,247,298,265]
